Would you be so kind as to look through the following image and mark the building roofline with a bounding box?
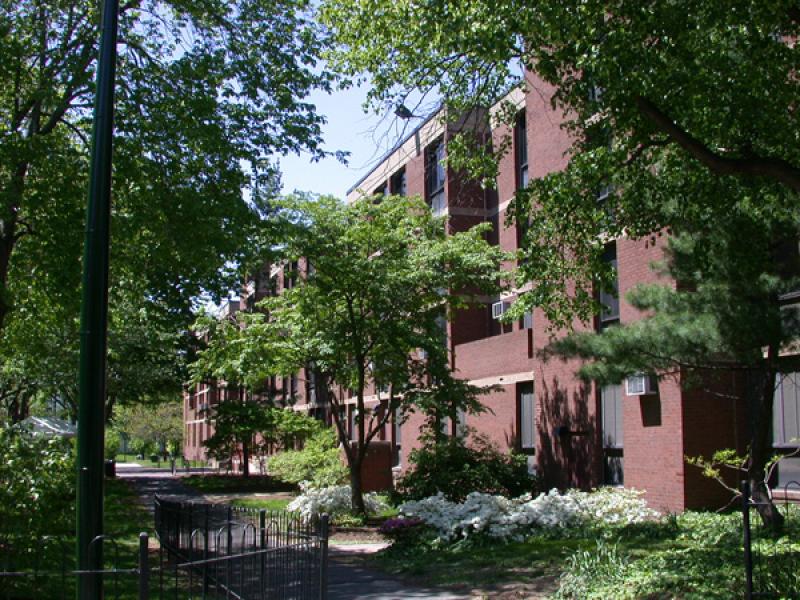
[346,105,443,196]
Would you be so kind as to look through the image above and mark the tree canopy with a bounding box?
[0,0,334,418]
[192,193,508,510]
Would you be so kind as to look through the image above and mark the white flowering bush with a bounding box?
[287,482,386,519]
[399,487,659,542]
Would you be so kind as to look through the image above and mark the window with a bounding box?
[518,382,535,452]
[773,373,800,489]
[426,138,446,215]
[373,181,389,197]
[284,261,298,289]
[290,375,298,399]
[390,168,407,196]
[392,409,402,467]
[306,366,316,404]
[601,384,624,485]
[515,112,529,189]
[598,244,620,329]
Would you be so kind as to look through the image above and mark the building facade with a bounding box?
[184,73,800,512]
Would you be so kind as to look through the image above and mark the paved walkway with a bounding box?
[117,466,475,599]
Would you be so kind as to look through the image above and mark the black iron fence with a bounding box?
[742,480,800,599]
[154,496,329,600]
[0,532,148,600]
[0,500,328,600]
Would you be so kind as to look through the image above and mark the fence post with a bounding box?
[138,532,149,600]
[742,480,754,600]
[319,514,329,600]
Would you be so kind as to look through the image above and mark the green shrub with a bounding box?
[267,427,347,488]
[104,428,121,460]
[393,434,538,503]
[0,424,75,539]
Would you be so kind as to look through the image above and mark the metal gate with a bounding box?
[154,496,329,600]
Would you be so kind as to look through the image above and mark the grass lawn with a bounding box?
[182,473,297,494]
[230,497,294,511]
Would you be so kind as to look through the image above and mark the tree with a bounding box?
[114,401,183,458]
[200,398,321,477]
[0,0,334,418]
[320,0,800,528]
[193,194,507,512]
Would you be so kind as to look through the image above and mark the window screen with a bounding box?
[602,384,623,448]
[774,373,800,447]
[519,382,535,450]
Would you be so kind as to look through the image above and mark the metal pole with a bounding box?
[138,533,149,600]
[319,514,329,600]
[742,480,754,600]
[76,0,119,598]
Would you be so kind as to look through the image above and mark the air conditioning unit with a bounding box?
[625,374,658,396]
[492,301,510,320]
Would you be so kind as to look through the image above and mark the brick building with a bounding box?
[184,74,800,511]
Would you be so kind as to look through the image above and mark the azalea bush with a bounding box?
[287,483,386,520]
[393,435,538,502]
[398,487,660,542]
[0,424,75,540]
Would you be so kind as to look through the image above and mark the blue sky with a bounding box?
[278,84,431,198]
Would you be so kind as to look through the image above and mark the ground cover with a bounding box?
[2,477,153,599]
[374,509,800,599]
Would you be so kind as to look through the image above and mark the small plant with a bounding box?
[393,434,538,503]
[555,540,629,599]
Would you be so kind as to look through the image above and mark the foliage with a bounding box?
[0,424,75,539]
[0,0,335,420]
[114,402,183,457]
[200,400,321,477]
[104,427,121,460]
[192,193,507,511]
[287,482,387,519]
[398,487,660,543]
[393,434,536,503]
[267,427,348,488]
[555,540,630,600]
[555,510,800,599]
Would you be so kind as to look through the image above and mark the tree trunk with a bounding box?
[747,347,784,533]
[349,458,366,515]
[0,162,27,334]
[242,440,250,478]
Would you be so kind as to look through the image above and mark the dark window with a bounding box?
[598,244,620,329]
[601,384,624,485]
[390,168,407,196]
[373,181,389,197]
[284,261,298,289]
[426,138,446,214]
[515,112,529,189]
[518,382,535,452]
